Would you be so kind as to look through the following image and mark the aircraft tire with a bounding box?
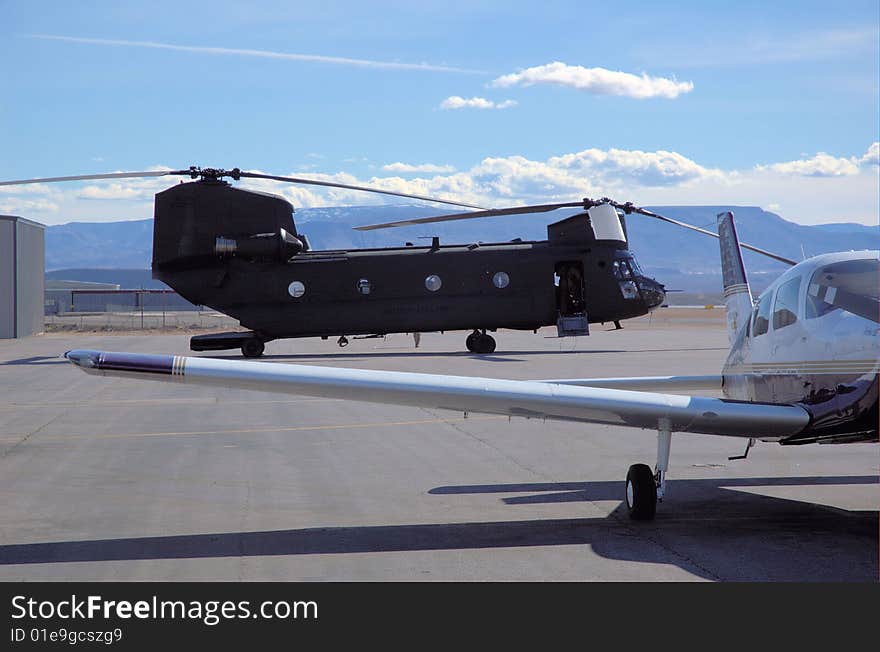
[465,332,479,352]
[241,338,265,358]
[625,463,657,520]
[475,333,496,354]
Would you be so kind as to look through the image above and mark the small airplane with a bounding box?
[64,211,879,520]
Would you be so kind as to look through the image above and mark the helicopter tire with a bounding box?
[241,338,265,358]
[474,333,496,354]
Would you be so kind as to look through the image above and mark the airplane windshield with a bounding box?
[805,257,879,323]
[752,291,773,336]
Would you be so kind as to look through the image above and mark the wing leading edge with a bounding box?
[64,350,809,439]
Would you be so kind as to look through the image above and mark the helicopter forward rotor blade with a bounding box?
[354,201,587,230]
[237,171,487,210]
[356,193,797,266]
[608,201,798,266]
[0,170,189,187]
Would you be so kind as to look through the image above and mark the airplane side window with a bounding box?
[752,292,772,336]
[772,277,800,330]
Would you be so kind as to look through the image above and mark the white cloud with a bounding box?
[491,62,694,99]
[440,96,517,110]
[4,144,876,226]
[0,197,60,213]
[757,146,880,177]
[860,142,879,166]
[0,182,55,196]
[74,168,178,200]
[77,183,151,200]
[27,34,483,74]
[383,163,457,174]
[548,148,723,186]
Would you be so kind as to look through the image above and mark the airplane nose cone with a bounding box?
[64,349,101,369]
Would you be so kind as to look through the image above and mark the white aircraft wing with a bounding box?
[64,350,809,439]
[535,375,723,392]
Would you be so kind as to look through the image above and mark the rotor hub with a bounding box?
[187,166,242,182]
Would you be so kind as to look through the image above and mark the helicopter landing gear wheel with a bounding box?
[475,332,496,354]
[477,333,496,354]
[625,463,656,520]
[241,338,265,358]
[466,330,495,354]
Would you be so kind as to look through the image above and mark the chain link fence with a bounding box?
[44,289,240,332]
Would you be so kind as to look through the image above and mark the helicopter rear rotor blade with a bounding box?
[238,171,487,210]
[0,167,487,210]
[0,170,188,187]
[354,201,587,230]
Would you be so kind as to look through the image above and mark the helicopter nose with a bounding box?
[638,278,666,310]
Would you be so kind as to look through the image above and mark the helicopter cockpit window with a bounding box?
[805,258,880,323]
[752,291,772,336]
[627,256,643,276]
[772,277,800,330]
[613,260,633,280]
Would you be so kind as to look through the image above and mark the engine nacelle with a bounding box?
[153,180,300,271]
[214,228,304,261]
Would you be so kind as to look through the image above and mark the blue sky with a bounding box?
[1,0,877,225]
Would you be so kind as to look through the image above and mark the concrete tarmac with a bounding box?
[0,312,876,581]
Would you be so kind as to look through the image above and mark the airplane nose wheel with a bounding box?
[625,464,657,520]
[625,420,672,521]
[465,330,496,354]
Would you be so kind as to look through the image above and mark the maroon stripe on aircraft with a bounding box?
[97,352,175,375]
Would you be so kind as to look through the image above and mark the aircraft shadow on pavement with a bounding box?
[0,476,875,581]
[207,349,627,362]
[1,356,68,366]
[205,345,726,363]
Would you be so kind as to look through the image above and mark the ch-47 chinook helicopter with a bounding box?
[2,166,779,357]
[65,212,879,521]
[64,211,879,520]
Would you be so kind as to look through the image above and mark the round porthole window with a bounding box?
[492,271,510,289]
[287,281,306,298]
[425,275,442,292]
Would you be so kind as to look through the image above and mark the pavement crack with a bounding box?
[0,412,64,458]
[423,408,545,480]
[606,509,724,581]
[419,408,610,520]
